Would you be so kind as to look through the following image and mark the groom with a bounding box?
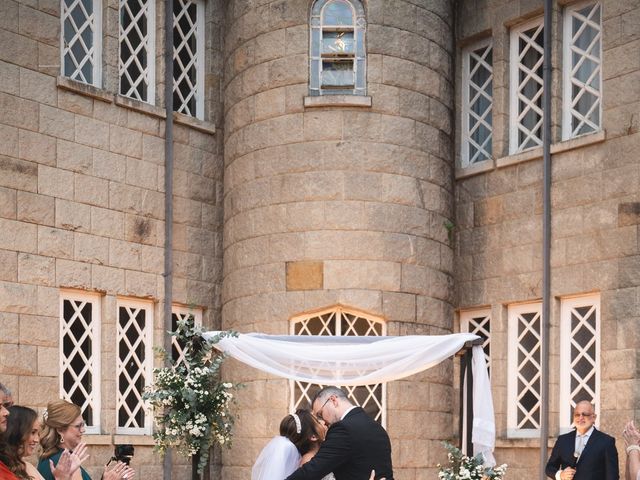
[285,386,394,480]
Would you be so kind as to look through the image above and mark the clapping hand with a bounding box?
[369,469,386,480]
[623,420,640,447]
[50,442,89,480]
[104,461,136,480]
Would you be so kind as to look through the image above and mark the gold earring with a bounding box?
[59,435,64,444]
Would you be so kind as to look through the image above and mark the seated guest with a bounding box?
[0,383,18,480]
[5,405,87,480]
[38,400,134,480]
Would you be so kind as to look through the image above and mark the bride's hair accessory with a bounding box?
[43,409,49,422]
[290,413,301,434]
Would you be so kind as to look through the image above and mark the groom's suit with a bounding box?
[285,407,394,480]
[545,428,619,480]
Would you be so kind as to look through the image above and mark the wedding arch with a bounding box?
[203,331,496,465]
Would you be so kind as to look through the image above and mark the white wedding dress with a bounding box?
[252,436,301,480]
[251,435,336,480]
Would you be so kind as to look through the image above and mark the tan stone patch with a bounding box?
[286,261,323,291]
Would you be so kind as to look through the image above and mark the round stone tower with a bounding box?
[221,0,455,477]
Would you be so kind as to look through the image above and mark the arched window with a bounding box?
[309,0,366,96]
[290,305,386,425]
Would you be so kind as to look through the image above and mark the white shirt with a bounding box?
[555,426,595,480]
[340,405,357,421]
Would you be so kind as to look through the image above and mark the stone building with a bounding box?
[0,0,637,478]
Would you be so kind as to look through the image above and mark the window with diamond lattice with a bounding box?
[60,291,101,434]
[309,0,366,96]
[116,299,153,434]
[461,39,493,167]
[559,295,600,431]
[460,309,491,377]
[173,0,204,119]
[290,307,386,425]
[562,2,602,140]
[510,18,544,154]
[119,0,155,102]
[507,303,542,437]
[61,0,102,86]
[171,305,203,367]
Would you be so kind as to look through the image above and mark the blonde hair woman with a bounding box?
[37,400,134,480]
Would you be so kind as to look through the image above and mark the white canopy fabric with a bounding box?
[204,331,495,463]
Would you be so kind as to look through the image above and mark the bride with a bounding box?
[252,409,333,480]
[252,410,379,480]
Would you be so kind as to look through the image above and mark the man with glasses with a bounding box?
[285,386,393,480]
[545,400,619,480]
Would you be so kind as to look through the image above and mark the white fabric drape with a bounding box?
[472,345,496,466]
[204,331,495,464]
[204,332,479,385]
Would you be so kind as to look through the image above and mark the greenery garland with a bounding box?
[143,317,240,474]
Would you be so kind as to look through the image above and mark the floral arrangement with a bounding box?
[143,317,239,474]
[437,442,508,480]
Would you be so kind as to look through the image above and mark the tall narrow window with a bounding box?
[507,302,542,437]
[461,39,493,166]
[460,308,491,376]
[309,0,366,96]
[559,295,600,431]
[116,298,153,434]
[563,2,602,140]
[290,306,386,425]
[510,18,544,154]
[173,0,204,119]
[119,0,155,103]
[61,0,102,86]
[171,305,203,367]
[60,291,101,434]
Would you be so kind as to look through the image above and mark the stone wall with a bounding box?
[455,0,640,476]
[0,0,224,476]
[221,0,456,478]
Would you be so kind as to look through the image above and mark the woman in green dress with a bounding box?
[37,400,134,480]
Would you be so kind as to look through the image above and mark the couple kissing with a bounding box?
[252,386,394,480]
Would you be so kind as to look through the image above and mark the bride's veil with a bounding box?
[251,435,301,480]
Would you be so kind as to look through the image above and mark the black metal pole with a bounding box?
[540,0,553,478]
[465,351,474,455]
[459,353,467,451]
[163,0,174,478]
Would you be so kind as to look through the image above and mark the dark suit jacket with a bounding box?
[545,428,619,480]
[285,407,394,480]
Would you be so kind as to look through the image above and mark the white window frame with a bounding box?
[509,17,544,155]
[461,38,493,167]
[171,305,203,367]
[115,298,154,435]
[59,290,102,435]
[507,302,543,438]
[173,0,205,119]
[119,0,156,103]
[460,308,491,375]
[562,1,602,140]
[309,0,367,96]
[289,305,386,426]
[60,0,103,87]
[559,294,601,433]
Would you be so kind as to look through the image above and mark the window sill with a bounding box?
[113,434,156,445]
[57,76,113,103]
[455,130,606,179]
[496,437,556,448]
[173,111,216,135]
[78,434,154,446]
[115,95,166,119]
[455,160,494,179]
[304,95,372,108]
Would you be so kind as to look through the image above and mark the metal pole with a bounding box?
[540,0,553,478]
[163,0,174,478]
